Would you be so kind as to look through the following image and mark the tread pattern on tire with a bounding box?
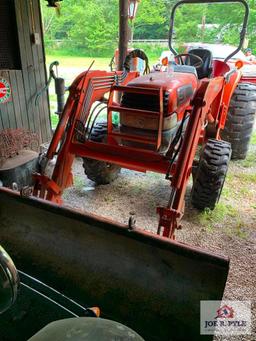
[191,139,231,210]
[88,122,108,142]
[222,83,256,160]
[83,122,120,185]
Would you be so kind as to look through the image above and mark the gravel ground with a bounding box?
[63,146,256,341]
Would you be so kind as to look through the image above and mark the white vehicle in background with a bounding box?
[185,43,256,77]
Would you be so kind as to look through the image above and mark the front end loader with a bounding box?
[0,0,250,339]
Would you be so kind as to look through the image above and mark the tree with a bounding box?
[41,0,119,55]
[40,0,256,56]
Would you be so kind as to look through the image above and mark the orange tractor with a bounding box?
[1,1,254,339]
[33,0,252,239]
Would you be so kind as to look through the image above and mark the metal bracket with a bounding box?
[20,186,33,198]
[128,212,136,230]
[157,207,181,239]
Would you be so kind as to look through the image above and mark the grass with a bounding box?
[46,55,112,70]
[193,202,248,238]
[236,132,256,168]
[222,173,255,201]
[51,114,59,129]
[104,195,115,203]
[225,220,248,239]
[73,175,85,190]
[239,151,256,168]
[197,203,238,231]
[49,94,59,129]
[250,131,256,145]
[234,172,256,183]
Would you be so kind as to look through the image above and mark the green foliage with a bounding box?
[234,172,256,184]
[174,1,256,48]
[134,0,174,39]
[42,0,118,56]
[50,113,59,129]
[198,203,238,230]
[195,203,247,238]
[238,150,256,168]
[41,0,256,56]
[251,131,256,145]
[132,43,164,59]
[73,175,85,190]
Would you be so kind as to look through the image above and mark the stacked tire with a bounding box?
[222,83,256,160]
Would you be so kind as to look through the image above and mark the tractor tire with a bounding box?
[83,122,121,185]
[222,83,256,160]
[191,139,231,210]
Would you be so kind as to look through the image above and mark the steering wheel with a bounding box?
[0,246,19,314]
[174,53,203,69]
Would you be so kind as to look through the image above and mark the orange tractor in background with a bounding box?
[33,0,254,239]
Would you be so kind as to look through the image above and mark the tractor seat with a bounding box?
[188,48,213,79]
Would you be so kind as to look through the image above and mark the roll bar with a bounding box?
[169,0,249,62]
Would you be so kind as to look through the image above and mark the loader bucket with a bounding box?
[0,188,229,341]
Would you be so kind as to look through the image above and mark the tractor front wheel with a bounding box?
[222,83,256,160]
[83,122,121,185]
[191,139,231,210]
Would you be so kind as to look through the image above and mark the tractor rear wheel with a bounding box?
[222,83,256,160]
[191,139,231,210]
[83,122,121,185]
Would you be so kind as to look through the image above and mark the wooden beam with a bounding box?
[118,0,129,71]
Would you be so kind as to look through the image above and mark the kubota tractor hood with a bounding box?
[126,71,198,115]
[127,71,198,92]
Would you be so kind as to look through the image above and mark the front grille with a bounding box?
[121,91,169,115]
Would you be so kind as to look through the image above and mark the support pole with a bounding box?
[118,0,129,71]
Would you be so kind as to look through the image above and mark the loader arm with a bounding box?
[33,70,138,202]
[157,76,226,238]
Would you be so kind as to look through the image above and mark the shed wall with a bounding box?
[0,0,52,143]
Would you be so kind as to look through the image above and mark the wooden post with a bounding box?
[118,0,129,71]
